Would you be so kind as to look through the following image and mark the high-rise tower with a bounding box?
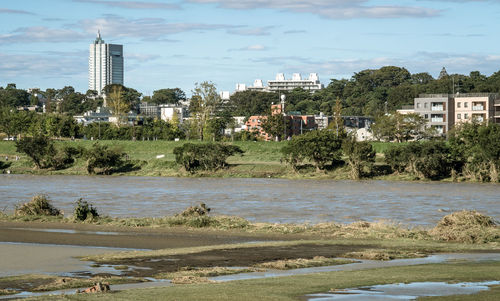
[88,31,123,95]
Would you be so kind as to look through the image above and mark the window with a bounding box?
[464,113,469,119]
[424,103,428,108]
[457,114,461,120]
[424,114,428,119]
[416,103,421,109]
[457,102,461,108]
[464,102,468,108]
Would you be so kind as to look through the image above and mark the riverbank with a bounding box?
[0,140,421,181]
[0,217,499,300]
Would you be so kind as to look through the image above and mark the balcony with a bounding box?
[431,117,444,123]
[431,105,444,111]
[472,105,485,111]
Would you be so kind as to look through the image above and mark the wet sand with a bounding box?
[0,220,283,250]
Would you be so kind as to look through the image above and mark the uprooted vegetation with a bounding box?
[255,256,354,270]
[429,210,499,243]
[14,195,62,217]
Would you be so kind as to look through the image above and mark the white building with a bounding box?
[268,73,323,92]
[89,31,124,95]
[235,73,323,94]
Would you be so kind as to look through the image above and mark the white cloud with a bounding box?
[74,0,181,9]
[186,0,441,19]
[79,15,238,40]
[229,44,267,51]
[227,26,274,36]
[0,27,85,43]
[0,8,35,15]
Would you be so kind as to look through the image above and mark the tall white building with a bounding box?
[88,31,124,95]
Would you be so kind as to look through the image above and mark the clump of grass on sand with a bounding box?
[14,195,62,216]
[430,210,499,243]
[32,276,141,292]
[0,289,17,296]
[157,267,257,282]
[255,256,354,270]
[343,249,427,261]
[170,276,216,285]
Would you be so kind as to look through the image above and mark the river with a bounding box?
[1,174,498,225]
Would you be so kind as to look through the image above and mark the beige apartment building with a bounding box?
[454,94,497,124]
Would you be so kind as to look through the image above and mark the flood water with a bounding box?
[1,174,499,225]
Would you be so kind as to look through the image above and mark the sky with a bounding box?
[1,0,500,96]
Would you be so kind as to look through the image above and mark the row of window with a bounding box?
[456,102,468,108]
[457,113,469,120]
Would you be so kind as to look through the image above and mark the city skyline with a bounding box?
[1,0,500,96]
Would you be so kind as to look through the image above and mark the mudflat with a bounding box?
[0,220,286,250]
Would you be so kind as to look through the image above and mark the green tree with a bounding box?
[342,136,376,180]
[190,81,222,140]
[173,143,244,173]
[226,90,279,117]
[84,143,126,175]
[281,130,343,171]
[151,88,186,105]
[107,85,130,126]
[371,113,426,142]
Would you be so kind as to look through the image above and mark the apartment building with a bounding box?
[89,31,124,95]
[414,95,454,134]
[454,93,497,124]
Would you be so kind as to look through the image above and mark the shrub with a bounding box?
[173,143,244,173]
[84,143,126,174]
[15,136,56,169]
[342,136,375,180]
[73,198,99,221]
[15,195,62,216]
[281,130,343,171]
[430,210,499,243]
[179,203,211,217]
[384,141,454,180]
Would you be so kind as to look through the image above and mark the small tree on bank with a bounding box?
[173,143,244,173]
[342,135,375,180]
[84,143,126,175]
[281,130,343,172]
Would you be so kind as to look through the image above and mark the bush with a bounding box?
[73,198,99,221]
[179,203,211,217]
[430,210,499,243]
[15,195,62,216]
[281,130,343,171]
[15,136,80,170]
[84,143,126,174]
[173,143,244,173]
[384,141,454,180]
[342,136,375,180]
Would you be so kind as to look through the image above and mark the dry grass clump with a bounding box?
[33,276,139,292]
[343,249,427,261]
[170,276,216,285]
[157,267,256,280]
[430,210,499,243]
[255,256,354,270]
[0,289,17,296]
[15,195,62,216]
[179,203,210,217]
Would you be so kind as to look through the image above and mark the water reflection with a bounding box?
[1,174,499,225]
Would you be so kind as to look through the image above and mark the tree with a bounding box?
[190,81,223,140]
[281,130,343,171]
[15,136,56,169]
[371,113,426,142]
[151,88,186,105]
[226,90,279,117]
[173,143,244,173]
[107,85,130,126]
[260,113,289,141]
[84,143,126,175]
[342,135,375,180]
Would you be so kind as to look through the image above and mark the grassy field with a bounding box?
[0,140,398,179]
[27,261,500,300]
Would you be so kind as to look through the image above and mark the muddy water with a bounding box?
[1,174,499,225]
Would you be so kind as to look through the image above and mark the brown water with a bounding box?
[1,174,499,225]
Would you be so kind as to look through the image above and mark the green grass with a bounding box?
[26,261,500,300]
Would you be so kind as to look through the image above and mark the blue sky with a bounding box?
[1,0,500,96]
